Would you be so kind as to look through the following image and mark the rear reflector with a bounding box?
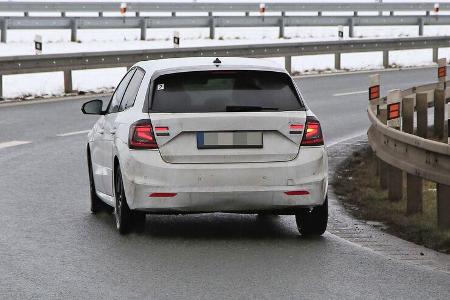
[284,190,310,196]
[148,193,177,198]
[155,126,170,136]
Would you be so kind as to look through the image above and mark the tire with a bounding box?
[87,149,109,214]
[114,166,146,234]
[295,197,328,236]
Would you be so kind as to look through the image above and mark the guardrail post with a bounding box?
[285,56,292,74]
[390,11,394,16]
[348,18,354,38]
[334,52,341,70]
[0,75,3,100]
[426,11,430,16]
[353,11,358,17]
[24,12,29,17]
[433,48,438,63]
[434,88,445,139]
[135,12,140,17]
[406,174,423,215]
[402,96,414,134]
[318,11,322,17]
[209,12,215,39]
[245,12,249,17]
[383,50,389,68]
[416,92,429,138]
[418,17,424,36]
[140,19,147,41]
[71,19,78,42]
[64,70,73,93]
[99,12,103,17]
[378,107,389,189]
[172,12,176,17]
[437,183,450,229]
[388,165,403,202]
[279,12,285,38]
[1,19,8,43]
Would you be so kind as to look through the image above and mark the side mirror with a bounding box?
[82,99,104,115]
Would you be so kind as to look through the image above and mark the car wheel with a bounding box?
[295,196,328,236]
[114,167,133,234]
[88,149,109,214]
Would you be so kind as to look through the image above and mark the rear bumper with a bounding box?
[118,143,328,213]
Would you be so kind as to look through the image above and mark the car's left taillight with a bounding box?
[129,120,158,149]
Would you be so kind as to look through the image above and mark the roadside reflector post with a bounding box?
[402,96,414,134]
[434,3,440,14]
[173,31,180,48]
[259,3,266,21]
[34,34,42,55]
[387,89,403,202]
[285,56,292,74]
[437,183,450,229]
[416,92,429,138]
[334,52,341,70]
[120,2,127,15]
[140,18,147,41]
[435,58,447,140]
[338,25,344,39]
[387,89,402,130]
[369,74,380,109]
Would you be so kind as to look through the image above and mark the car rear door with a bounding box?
[148,70,307,164]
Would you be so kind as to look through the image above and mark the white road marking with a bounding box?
[57,130,90,137]
[327,130,367,147]
[0,140,32,149]
[333,90,367,97]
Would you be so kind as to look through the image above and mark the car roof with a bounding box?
[134,57,287,77]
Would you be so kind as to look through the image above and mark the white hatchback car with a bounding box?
[82,57,328,235]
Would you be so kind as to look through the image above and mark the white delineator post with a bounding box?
[259,3,266,21]
[120,3,127,15]
[173,31,180,48]
[387,89,402,130]
[369,74,380,108]
[34,34,42,55]
[438,57,446,89]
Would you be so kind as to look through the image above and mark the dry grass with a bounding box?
[333,146,450,254]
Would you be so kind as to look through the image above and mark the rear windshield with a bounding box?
[149,70,304,113]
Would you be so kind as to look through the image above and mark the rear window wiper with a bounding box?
[226,105,279,112]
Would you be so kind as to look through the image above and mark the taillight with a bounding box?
[301,116,324,146]
[129,120,158,149]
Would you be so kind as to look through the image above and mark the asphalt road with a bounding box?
[1,67,449,299]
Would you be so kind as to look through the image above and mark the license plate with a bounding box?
[197,131,263,149]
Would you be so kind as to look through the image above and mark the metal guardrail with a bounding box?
[1,2,450,13]
[367,78,450,229]
[0,35,449,98]
[0,2,448,42]
[0,15,445,42]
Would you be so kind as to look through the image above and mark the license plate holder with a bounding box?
[196,131,263,149]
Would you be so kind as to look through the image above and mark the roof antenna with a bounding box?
[213,58,221,67]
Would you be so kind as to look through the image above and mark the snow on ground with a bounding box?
[2,24,450,99]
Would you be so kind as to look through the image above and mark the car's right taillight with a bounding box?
[129,120,158,149]
[301,116,324,146]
